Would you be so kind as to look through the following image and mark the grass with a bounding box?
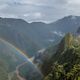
[0,60,8,80]
[78,77,80,80]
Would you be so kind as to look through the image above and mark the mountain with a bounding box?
[50,15,80,32]
[41,33,80,80]
[0,15,80,80]
[0,15,80,57]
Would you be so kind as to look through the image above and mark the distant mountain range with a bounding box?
[0,15,80,57]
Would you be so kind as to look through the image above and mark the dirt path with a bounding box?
[16,62,28,80]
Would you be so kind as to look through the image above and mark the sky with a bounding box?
[0,0,80,23]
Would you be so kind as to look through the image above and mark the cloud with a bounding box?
[0,4,7,10]
[68,0,80,4]
[32,12,42,18]
[0,0,80,23]
[52,31,65,37]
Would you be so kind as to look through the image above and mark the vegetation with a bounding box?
[0,60,8,80]
[43,33,80,80]
[11,73,19,80]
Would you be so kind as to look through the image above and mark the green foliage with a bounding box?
[43,33,80,80]
[44,64,80,80]
[0,60,8,80]
[11,73,19,80]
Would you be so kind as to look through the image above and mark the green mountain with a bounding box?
[41,33,80,80]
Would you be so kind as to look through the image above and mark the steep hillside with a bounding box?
[42,33,80,80]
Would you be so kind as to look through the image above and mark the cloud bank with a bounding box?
[0,0,80,23]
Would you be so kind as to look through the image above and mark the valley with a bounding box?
[0,15,80,80]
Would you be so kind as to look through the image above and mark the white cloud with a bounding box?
[68,0,80,4]
[0,0,80,23]
[33,12,42,18]
[0,4,7,10]
[52,31,65,37]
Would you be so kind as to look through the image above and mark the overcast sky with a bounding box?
[0,0,80,23]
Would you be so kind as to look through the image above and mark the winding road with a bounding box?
[16,62,28,80]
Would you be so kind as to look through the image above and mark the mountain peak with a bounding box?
[61,15,78,21]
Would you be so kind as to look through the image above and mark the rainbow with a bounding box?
[0,38,33,63]
[0,38,43,77]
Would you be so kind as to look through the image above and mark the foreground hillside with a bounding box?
[42,33,80,80]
